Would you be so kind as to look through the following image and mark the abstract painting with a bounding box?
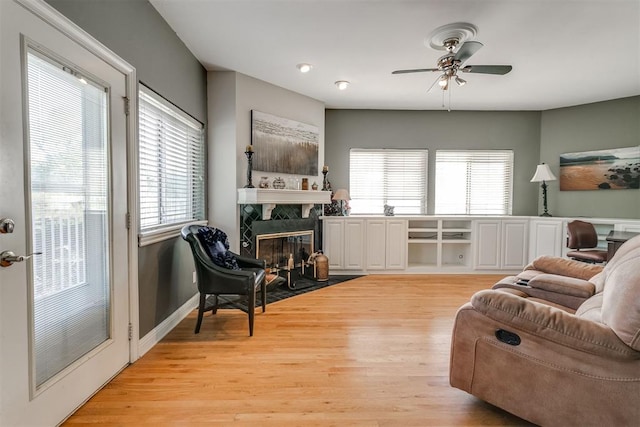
[251,110,319,175]
[559,146,640,190]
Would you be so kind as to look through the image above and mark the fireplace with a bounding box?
[256,230,314,271]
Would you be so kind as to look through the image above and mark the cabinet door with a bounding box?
[528,219,563,262]
[344,219,365,270]
[385,219,407,269]
[365,219,387,270]
[501,220,529,269]
[474,220,501,269]
[323,219,344,269]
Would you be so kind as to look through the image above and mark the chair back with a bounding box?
[567,220,599,250]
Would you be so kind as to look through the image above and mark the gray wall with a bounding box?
[325,109,542,216]
[46,0,207,336]
[540,96,640,219]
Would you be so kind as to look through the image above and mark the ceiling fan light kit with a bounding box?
[393,22,513,107]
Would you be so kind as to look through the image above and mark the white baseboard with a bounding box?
[138,293,199,357]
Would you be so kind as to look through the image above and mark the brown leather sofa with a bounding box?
[450,234,640,426]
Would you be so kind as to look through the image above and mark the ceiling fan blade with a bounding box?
[461,65,513,75]
[392,68,439,74]
[454,41,483,64]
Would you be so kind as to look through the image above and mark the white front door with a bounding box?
[0,1,130,425]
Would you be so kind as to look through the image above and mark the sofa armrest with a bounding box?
[528,274,595,298]
[524,255,603,281]
[470,289,638,359]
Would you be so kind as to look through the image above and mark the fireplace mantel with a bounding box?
[237,188,331,220]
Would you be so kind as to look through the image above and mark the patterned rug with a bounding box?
[213,275,362,310]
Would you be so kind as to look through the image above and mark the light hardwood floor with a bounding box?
[64,275,535,426]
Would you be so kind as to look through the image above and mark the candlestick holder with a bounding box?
[322,170,330,191]
[244,150,254,188]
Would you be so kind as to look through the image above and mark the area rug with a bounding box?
[213,275,362,310]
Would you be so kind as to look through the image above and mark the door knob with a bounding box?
[0,218,15,234]
[0,250,41,267]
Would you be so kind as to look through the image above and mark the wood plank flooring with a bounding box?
[64,275,535,426]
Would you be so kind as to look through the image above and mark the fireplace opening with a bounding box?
[256,230,313,272]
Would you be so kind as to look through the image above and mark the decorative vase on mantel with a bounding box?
[272,177,286,189]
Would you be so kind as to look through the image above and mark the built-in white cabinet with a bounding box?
[385,219,407,269]
[323,218,346,269]
[406,218,473,272]
[343,219,365,270]
[324,215,640,274]
[365,219,406,270]
[322,218,365,270]
[529,218,563,261]
[473,219,528,271]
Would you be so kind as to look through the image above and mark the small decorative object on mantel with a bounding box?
[311,181,318,190]
[302,178,309,190]
[272,177,286,189]
[384,204,395,216]
[244,145,254,188]
[259,176,270,188]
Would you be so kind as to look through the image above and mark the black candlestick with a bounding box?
[244,151,254,188]
[322,170,329,191]
[540,181,551,217]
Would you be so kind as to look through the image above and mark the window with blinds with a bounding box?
[434,150,514,215]
[350,149,428,215]
[138,85,205,233]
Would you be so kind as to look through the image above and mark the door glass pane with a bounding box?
[26,50,110,388]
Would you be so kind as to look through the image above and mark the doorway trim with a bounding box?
[17,0,141,362]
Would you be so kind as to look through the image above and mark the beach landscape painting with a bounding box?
[559,146,640,190]
[251,110,319,176]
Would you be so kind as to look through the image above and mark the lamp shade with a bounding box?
[530,163,557,182]
[332,189,350,201]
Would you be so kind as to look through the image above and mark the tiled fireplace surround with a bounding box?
[239,203,323,268]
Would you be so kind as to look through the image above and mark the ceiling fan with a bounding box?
[392,23,512,92]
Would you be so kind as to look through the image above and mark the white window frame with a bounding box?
[349,148,428,215]
[434,149,514,215]
[137,84,206,246]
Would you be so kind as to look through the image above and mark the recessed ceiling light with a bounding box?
[296,63,312,73]
[335,80,350,90]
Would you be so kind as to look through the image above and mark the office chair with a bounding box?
[566,220,608,263]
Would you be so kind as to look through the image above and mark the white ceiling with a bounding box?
[150,0,640,111]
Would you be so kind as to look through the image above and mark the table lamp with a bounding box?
[332,189,350,216]
[530,163,557,217]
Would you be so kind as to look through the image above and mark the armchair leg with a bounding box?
[194,292,206,334]
[248,288,256,337]
[261,278,267,313]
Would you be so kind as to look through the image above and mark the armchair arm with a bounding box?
[232,252,266,269]
[528,274,596,298]
[471,289,638,359]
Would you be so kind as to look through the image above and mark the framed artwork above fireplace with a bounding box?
[251,110,319,175]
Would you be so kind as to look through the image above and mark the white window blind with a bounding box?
[138,86,205,233]
[27,50,110,387]
[350,149,428,215]
[435,150,514,215]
